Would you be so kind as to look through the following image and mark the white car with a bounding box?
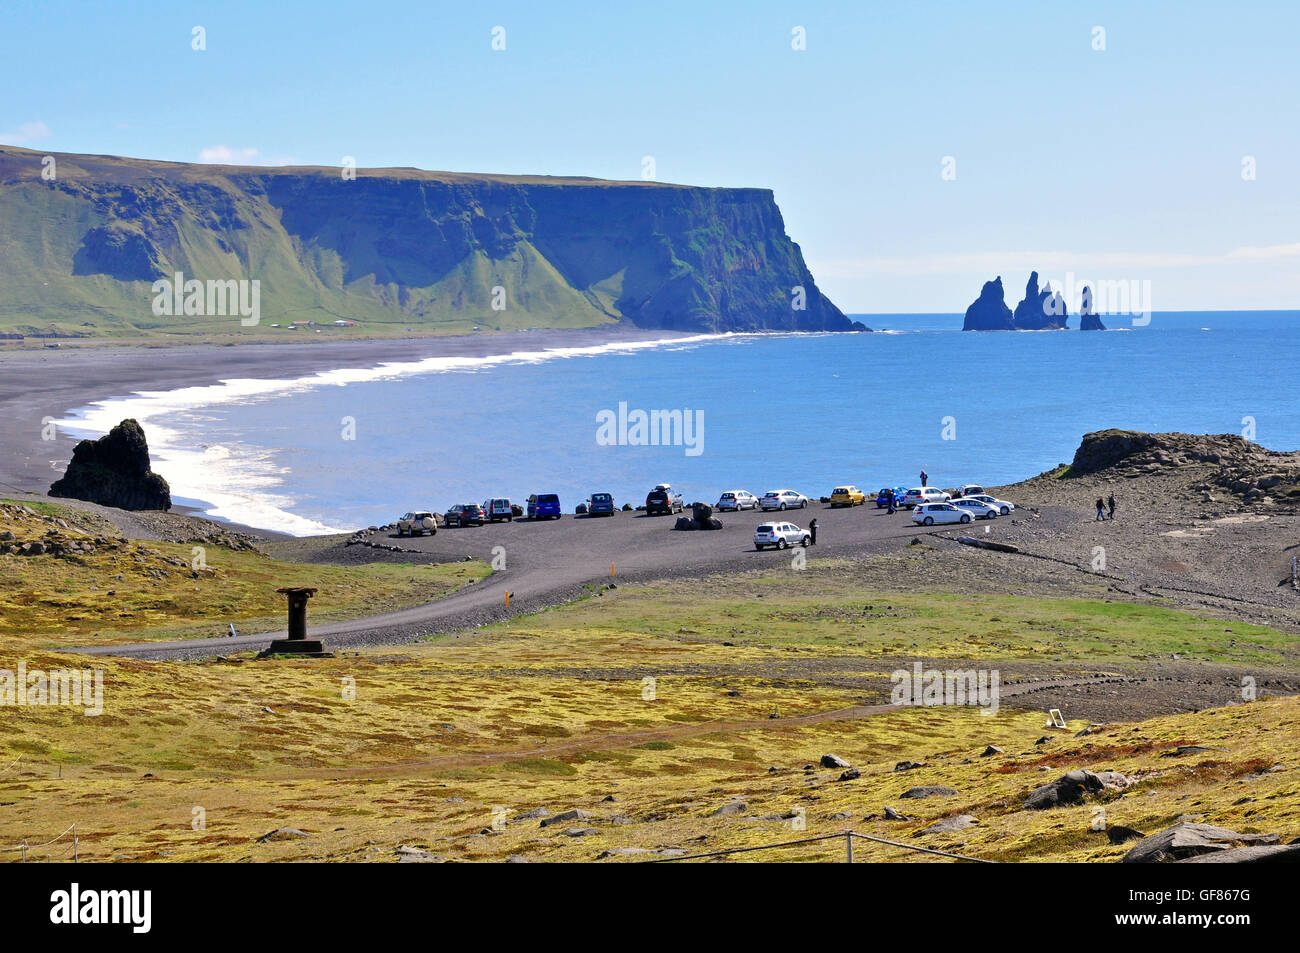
[717,490,759,511]
[397,511,438,536]
[964,493,1015,515]
[951,497,1000,519]
[911,502,974,526]
[959,484,985,498]
[754,521,811,550]
[902,487,950,509]
[759,489,809,511]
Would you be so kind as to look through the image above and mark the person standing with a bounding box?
[1095,497,1106,522]
[887,491,896,515]
[1107,494,1116,520]
[920,469,928,487]
[808,518,818,545]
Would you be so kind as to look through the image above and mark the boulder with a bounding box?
[1024,769,1129,810]
[1121,822,1280,863]
[1177,844,1300,864]
[49,419,171,510]
[819,753,851,769]
[539,809,591,828]
[900,786,957,799]
[916,814,977,836]
[708,800,748,817]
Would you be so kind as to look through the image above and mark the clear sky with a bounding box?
[4,0,1297,312]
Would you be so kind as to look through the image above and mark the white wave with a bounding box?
[54,332,738,536]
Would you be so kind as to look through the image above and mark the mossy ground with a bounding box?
[0,500,490,648]
[2,562,1296,863]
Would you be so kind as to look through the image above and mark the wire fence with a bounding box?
[647,829,997,863]
[3,824,78,863]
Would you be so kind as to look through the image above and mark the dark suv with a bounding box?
[645,485,684,516]
[445,503,485,527]
[587,492,615,516]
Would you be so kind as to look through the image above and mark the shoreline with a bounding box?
[0,326,696,535]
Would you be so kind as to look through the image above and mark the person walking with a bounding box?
[808,518,818,545]
[1095,497,1106,522]
[1107,494,1116,520]
[887,491,896,515]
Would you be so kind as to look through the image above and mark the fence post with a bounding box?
[73,826,78,863]
[20,842,26,863]
[846,831,854,863]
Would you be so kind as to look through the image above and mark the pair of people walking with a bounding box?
[1095,494,1116,521]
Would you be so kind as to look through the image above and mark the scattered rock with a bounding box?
[900,786,957,799]
[837,767,861,781]
[819,753,850,769]
[539,809,591,828]
[1121,822,1281,863]
[980,745,1004,757]
[916,815,977,836]
[257,828,309,843]
[1024,769,1132,810]
[708,800,748,817]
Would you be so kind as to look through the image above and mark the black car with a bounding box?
[445,503,485,527]
[645,486,684,516]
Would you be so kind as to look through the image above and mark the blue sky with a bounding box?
[4,0,1297,312]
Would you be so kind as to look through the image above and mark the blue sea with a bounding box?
[57,312,1300,535]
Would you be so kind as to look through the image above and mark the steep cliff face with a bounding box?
[0,146,850,338]
[962,276,1015,330]
[1012,271,1068,330]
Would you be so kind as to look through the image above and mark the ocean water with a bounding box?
[57,312,1300,535]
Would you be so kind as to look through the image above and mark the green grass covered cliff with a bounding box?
[0,146,851,341]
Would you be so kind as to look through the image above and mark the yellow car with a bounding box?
[830,485,866,507]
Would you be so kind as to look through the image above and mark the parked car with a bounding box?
[911,502,974,526]
[829,485,866,507]
[964,493,1015,515]
[754,521,812,550]
[959,484,985,498]
[902,487,951,509]
[445,503,485,527]
[951,497,1000,519]
[759,489,809,511]
[646,486,685,515]
[482,498,513,522]
[397,511,437,537]
[587,492,616,516]
[716,490,759,511]
[876,486,907,508]
[526,493,562,520]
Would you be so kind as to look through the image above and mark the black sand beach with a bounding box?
[0,327,679,502]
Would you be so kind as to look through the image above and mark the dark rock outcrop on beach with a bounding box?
[49,418,171,511]
[1012,271,1069,330]
[1079,284,1107,330]
[962,276,1016,330]
[0,144,851,337]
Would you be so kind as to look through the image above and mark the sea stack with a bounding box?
[962,276,1016,330]
[1079,284,1107,330]
[49,418,172,511]
[1012,271,1068,330]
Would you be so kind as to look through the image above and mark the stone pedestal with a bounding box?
[264,586,330,656]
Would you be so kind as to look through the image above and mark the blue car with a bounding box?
[587,492,616,516]
[526,493,562,520]
[876,486,907,508]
